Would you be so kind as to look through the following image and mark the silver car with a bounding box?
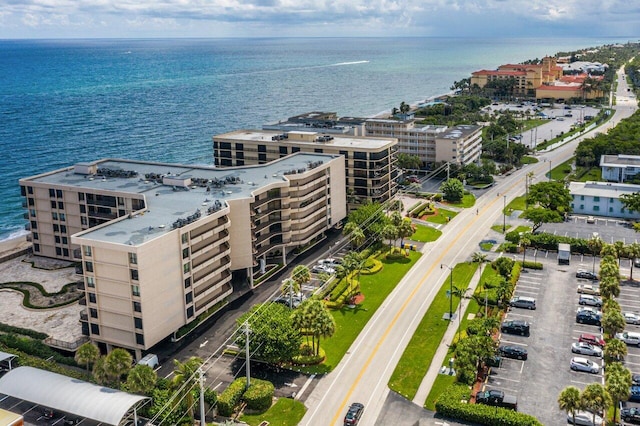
[625,312,640,325]
[570,357,600,374]
[571,342,602,357]
[568,410,603,426]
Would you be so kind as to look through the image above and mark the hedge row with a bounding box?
[0,344,89,381]
[243,378,274,411]
[0,334,76,366]
[0,322,48,340]
[505,232,595,254]
[435,384,542,426]
[217,377,246,417]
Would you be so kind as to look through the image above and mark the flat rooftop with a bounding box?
[569,181,640,198]
[601,154,640,167]
[439,124,481,140]
[215,129,395,149]
[23,153,337,246]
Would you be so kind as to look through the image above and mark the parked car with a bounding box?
[621,407,640,424]
[570,357,600,374]
[485,355,502,368]
[475,389,517,410]
[568,410,604,426]
[579,333,605,348]
[579,295,602,307]
[576,310,601,326]
[274,294,306,308]
[344,402,364,425]
[633,373,640,385]
[312,264,335,274]
[577,285,600,296]
[576,270,598,280]
[625,312,640,325]
[616,331,640,346]
[509,296,536,310]
[499,345,528,360]
[501,320,530,336]
[586,216,596,224]
[571,342,602,357]
[318,258,342,267]
[630,386,640,403]
[576,306,602,317]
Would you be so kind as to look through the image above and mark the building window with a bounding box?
[182,233,188,244]
[59,213,65,222]
[133,301,141,312]
[186,292,193,304]
[56,189,62,198]
[58,201,64,209]
[49,188,55,197]
[134,317,143,329]
[182,248,189,259]
[90,308,98,319]
[184,277,191,288]
[51,200,57,209]
[88,293,96,304]
[81,217,88,226]
[80,205,86,213]
[183,263,190,273]
[34,244,40,252]
[130,269,139,281]
[28,198,34,206]
[129,252,137,264]
[609,207,613,212]
[135,333,144,346]
[85,261,93,273]
[32,232,38,240]
[31,221,37,230]
[52,212,58,220]
[131,285,140,297]
[90,324,100,335]
[86,276,95,288]
[594,196,600,202]
[594,206,600,211]
[63,248,68,257]
[84,246,91,257]
[53,224,59,232]
[55,236,61,244]
[580,205,584,210]
[78,193,85,201]
[56,247,62,256]
[60,225,66,233]
[27,186,33,195]
[62,237,68,245]
[187,306,194,318]
[29,209,36,217]
[580,195,584,200]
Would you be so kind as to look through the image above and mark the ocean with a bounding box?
[0,37,632,241]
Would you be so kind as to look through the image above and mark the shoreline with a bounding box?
[0,234,31,258]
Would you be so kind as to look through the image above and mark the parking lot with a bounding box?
[483,251,640,425]
[539,215,639,245]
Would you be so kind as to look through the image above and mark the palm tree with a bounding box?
[614,241,626,266]
[382,224,397,252]
[599,275,620,300]
[601,244,618,259]
[171,357,204,421]
[604,298,621,313]
[126,364,157,395]
[520,234,531,266]
[313,304,336,356]
[604,338,628,363]
[343,222,365,248]
[280,278,301,309]
[580,383,612,425]
[602,308,626,336]
[558,386,582,425]
[627,242,640,281]
[343,251,366,303]
[587,235,603,274]
[399,101,410,114]
[291,265,311,288]
[92,356,110,385]
[75,342,100,373]
[605,361,632,421]
[397,219,415,248]
[105,348,133,384]
[451,285,470,340]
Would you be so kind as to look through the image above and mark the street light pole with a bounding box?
[441,264,454,321]
[502,195,506,233]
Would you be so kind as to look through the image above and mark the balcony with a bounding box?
[22,213,29,219]
[79,311,88,321]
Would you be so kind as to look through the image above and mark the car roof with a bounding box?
[573,357,590,363]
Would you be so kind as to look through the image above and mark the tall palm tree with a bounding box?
[599,275,620,300]
[171,357,204,421]
[520,234,531,266]
[313,305,336,356]
[614,241,626,266]
[587,235,603,274]
[397,219,415,248]
[558,386,582,425]
[126,364,158,395]
[627,242,640,281]
[605,361,632,421]
[280,278,301,309]
[580,383,612,425]
[451,285,470,340]
[291,265,311,288]
[105,348,133,384]
[604,338,628,363]
[382,224,397,252]
[92,356,110,385]
[75,342,100,373]
[602,308,626,336]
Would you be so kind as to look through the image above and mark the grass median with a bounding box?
[388,262,477,401]
[410,224,442,242]
[240,397,306,426]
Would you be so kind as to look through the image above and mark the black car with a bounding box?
[576,310,601,326]
[499,345,528,360]
[631,386,640,403]
[344,402,364,425]
[485,355,502,367]
[501,320,530,336]
[576,270,598,280]
[622,407,640,424]
[633,373,640,385]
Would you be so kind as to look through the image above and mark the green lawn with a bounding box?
[505,195,526,214]
[297,251,422,374]
[424,372,456,410]
[239,397,306,426]
[512,225,532,235]
[491,224,512,234]
[521,118,547,131]
[550,158,574,181]
[444,193,476,208]
[410,224,442,242]
[575,166,602,182]
[426,208,458,224]
[480,242,494,251]
[388,262,478,400]
[520,156,539,164]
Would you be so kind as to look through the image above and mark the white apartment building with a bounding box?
[569,181,640,219]
[601,154,640,183]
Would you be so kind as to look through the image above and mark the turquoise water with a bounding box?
[0,37,631,240]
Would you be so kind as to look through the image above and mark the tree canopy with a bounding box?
[440,178,464,202]
[527,181,572,212]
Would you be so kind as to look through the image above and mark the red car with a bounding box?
[579,333,605,348]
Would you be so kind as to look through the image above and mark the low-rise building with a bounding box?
[213,129,398,210]
[20,154,346,357]
[569,181,640,219]
[471,57,562,97]
[600,154,640,183]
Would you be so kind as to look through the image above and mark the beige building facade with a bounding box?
[20,154,346,357]
[213,129,398,210]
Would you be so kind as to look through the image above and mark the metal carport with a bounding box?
[0,351,17,371]
[0,366,149,425]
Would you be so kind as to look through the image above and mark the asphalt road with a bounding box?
[299,67,638,426]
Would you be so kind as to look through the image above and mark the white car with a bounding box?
[568,410,604,426]
[616,331,640,346]
[570,357,600,374]
[579,295,602,307]
[625,312,640,325]
[571,342,602,357]
[318,258,341,267]
[312,264,335,275]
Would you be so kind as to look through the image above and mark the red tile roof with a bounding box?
[472,70,527,76]
[537,85,582,92]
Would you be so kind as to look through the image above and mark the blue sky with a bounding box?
[1,0,639,39]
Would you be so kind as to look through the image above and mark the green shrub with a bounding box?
[521,261,543,270]
[217,377,246,417]
[433,194,443,202]
[242,378,274,412]
[0,344,89,381]
[502,243,519,253]
[0,334,76,366]
[435,384,542,426]
[292,346,325,365]
[0,322,48,340]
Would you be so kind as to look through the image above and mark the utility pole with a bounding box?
[502,195,507,233]
[198,368,206,426]
[446,162,450,181]
[244,321,251,388]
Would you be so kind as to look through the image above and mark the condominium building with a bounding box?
[213,129,398,210]
[364,119,482,167]
[570,181,640,219]
[20,154,346,357]
[263,111,367,136]
[471,57,563,97]
[601,154,640,183]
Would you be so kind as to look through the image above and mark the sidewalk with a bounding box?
[411,261,485,406]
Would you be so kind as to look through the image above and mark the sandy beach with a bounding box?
[0,235,31,258]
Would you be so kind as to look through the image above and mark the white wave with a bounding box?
[331,61,370,66]
[0,229,29,244]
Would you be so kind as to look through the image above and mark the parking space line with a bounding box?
[488,375,521,383]
[516,284,541,290]
[505,312,534,318]
[514,290,539,295]
[622,360,640,368]
[485,385,519,394]
[500,339,528,346]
